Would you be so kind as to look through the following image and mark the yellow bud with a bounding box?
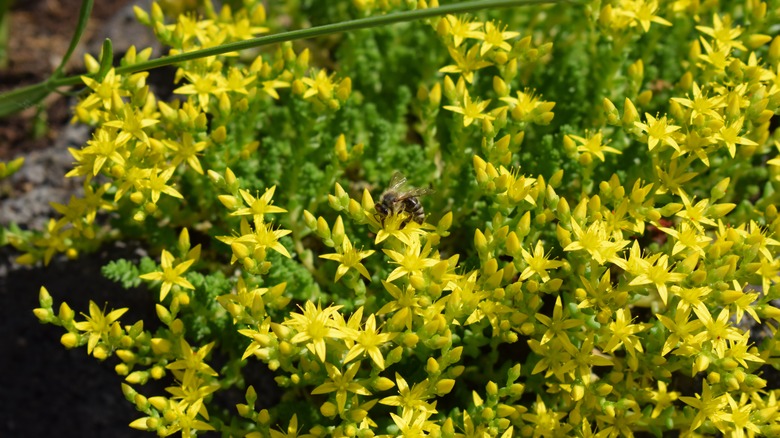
[599,4,613,27]
[417,84,429,102]
[336,77,352,101]
[60,332,79,349]
[603,97,619,124]
[303,210,317,229]
[748,34,772,49]
[596,382,613,396]
[426,357,440,374]
[331,216,345,246]
[403,333,419,348]
[429,83,442,108]
[150,365,165,380]
[320,401,337,417]
[317,217,331,239]
[622,98,639,125]
[746,374,767,389]
[486,381,498,396]
[443,75,457,101]
[291,79,305,95]
[57,302,75,322]
[768,36,780,63]
[637,90,653,107]
[334,135,348,161]
[628,59,644,83]
[125,371,148,385]
[710,203,736,218]
[474,229,488,252]
[694,354,710,373]
[150,338,172,355]
[257,409,271,425]
[278,341,293,357]
[493,76,509,97]
[436,379,456,395]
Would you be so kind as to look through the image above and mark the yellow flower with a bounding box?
[698,37,731,73]
[520,238,563,284]
[383,239,438,282]
[635,113,681,152]
[658,221,712,256]
[476,20,519,55]
[669,82,725,122]
[103,106,159,145]
[715,117,757,158]
[679,382,728,432]
[262,79,290,100]
[167,339,218,376]
[343,310,396,370]
[439,45,492,83]
[602,308,646,357]
[675,190,719,231]
[444,15,482,48]
[628,254,686,305]
[567,131,622,162]
[616,0,672,33]
[233,220,293,260]
[319,237,374,282]
[379,373,436,416]
[73,300,128,354]
[80,128,129,176]
[302,69,336,100]
[174,71,223,110]
[521,396,569,437]
[139,249,196,301]
[143,166,184,204]
[377,280,422,331]
[649,381,678,419]
[692,306,743,358]
[80,68,129,110]
[564,219,629,268]
[695,14,746,52]
[222,67,256,94]
[164,133,209,174]
[443,90,493,127]
[286,301,346,362]
[656,308,703,356]
[535,296,581,349]
[311,362,371,413]
[231,185,287,225]
[267,414,315,438]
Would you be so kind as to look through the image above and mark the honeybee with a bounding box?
[375,172,433,227]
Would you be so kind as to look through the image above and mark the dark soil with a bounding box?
[0,0,157,436]
[1,246,153,437]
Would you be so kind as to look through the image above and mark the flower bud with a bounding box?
[61,332,79,349]
[603,98,619,125]
[436,379,456,395]
[334,134,348,162]
[769,36,780,63]
[151,338,172,355]
[622,98,639,126]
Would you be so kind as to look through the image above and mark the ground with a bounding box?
[1,1,158,436]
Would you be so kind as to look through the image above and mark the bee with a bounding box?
[375,172,433,227]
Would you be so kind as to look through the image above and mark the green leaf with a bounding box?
[52,0,94,78]
[95,38,114,82]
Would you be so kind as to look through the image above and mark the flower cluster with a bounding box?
[13,0,780,436]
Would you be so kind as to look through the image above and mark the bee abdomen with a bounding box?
[403,198,425,223]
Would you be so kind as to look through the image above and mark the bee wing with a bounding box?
[395,187,434,200]
[387,171,408,191]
